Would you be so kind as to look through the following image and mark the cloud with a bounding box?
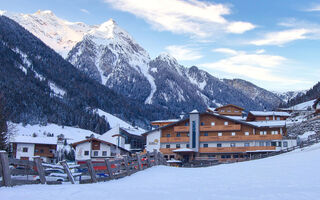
[165,45,203,61]
[80,9,90,14]
[250,29,309,46]
[103,0,255,38]
[200,49,307,85]
[304,4,320,12]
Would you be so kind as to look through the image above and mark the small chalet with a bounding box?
[246,111,290,121]
[72,135,130,163]
[10,135,57,163]
[213,104,245,116]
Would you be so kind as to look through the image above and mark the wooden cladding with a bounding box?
[174,126,189,132]
[200,124,241,132]
[160,137,189,143]
[160,148,177,154]
[199,146,276,153]
[199,134,282,142]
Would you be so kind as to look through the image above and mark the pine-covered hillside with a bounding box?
[0,16,174,132]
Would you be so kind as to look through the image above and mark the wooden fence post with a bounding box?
[60,160,75,184]
[105,159,114,180]
[137,154,142,171]
[123,156,130,176]
[146,152,151,167]
[86,159,97,183]
[0,151,12,187]
[153,150,159,166]
[33,156,46,184]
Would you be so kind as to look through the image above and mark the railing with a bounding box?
[160,137,189,143]
[0,150,167,187]
[199,134,282,142]
[199,146,276,153]
[173,126,189,132]
[200,124,241,131]
[159,148,177,154]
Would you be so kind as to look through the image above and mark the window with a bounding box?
[40,149,44,153]
[283,141,288,147]
[230,143,235,147]
[218,132,222,137]
[84,151,89,156]
[201,122,204,126]
[266,141,271,146]
[274,131,278,135]
[176,144,181,148]
[22,147,28,152]
[185,122,189,126]
[221,155,226,159]
[102,151,107,156]
[225,155,231,158]
[35,149,39,153]
[93,151,98,156]
[192,121,196,148]
[260,131,263,135]
[221,110,225,112]
[176,133,181,137]
[266,117,270,120]
[211,122,215,126]
[264,131,267,135]
[245,132,249,136]
[233,154,239,158]
[244,143,250,147]
[167,134,171,137]
[231,132,236,136]
[277,117,280,120]
[204,132,208,136]
[227,109,231,112]
[224,121,229,125]
[235,110,239,113]
[203,144,208,148]
[259,142,264,147]
[271,142,277,147]
[169,155,175,159]
[217,143,222,148]
[166,144,170,149]
[186,144,190,148]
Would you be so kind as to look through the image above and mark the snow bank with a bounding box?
[298,131,316,141]
[2,143,320,200]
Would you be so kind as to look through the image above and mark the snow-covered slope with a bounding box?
[10,123,100,143]
[273,90,306,103]
[289,99,316,110]
[2,143,320,199]
[1,10,91,57]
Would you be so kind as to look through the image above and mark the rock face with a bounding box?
[4,10,288,114]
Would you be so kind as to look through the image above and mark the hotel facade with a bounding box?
[144,105,296,163]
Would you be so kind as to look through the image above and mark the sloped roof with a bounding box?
[215,104,245,111]
[249,111,290,117]
[71,137,129,152]
[10,135,57,145]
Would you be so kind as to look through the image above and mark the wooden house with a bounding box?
[10,136,57,163]
[144,105,296,163]
[246,111,290,121]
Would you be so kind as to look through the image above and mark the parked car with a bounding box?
[33,174,67,182]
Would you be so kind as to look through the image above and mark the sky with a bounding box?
[1,0,320,92]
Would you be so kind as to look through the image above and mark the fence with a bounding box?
[0,150,167,187]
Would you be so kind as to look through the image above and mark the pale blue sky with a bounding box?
[1,0,320,92]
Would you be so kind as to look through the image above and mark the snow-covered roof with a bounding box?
[167,159,182,163]
[190,109,199,114]
[10,135,57,145]
[246,121,286,128]
[249,111,290,117]
[121,127,145,136]
[172,148,194,152]
[223,115,247,121]
[151,119,180,123]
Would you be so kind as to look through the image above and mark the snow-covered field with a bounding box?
[1,144,320,200]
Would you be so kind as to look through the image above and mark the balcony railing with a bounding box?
[199,146,276,153]
[160,148,177,154]
[174,126,189,132]
[160,137,189,143]
[200,124,241,132]
[199,134,282,142]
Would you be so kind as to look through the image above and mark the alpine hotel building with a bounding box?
[144,104,296,163]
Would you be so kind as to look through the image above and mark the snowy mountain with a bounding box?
[273,90,306,103]
[3,10,286,113]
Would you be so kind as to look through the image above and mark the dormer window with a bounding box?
[224,121,229,125]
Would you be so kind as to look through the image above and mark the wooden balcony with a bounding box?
[160,148,177,154]
[174,126,189,132]
[160,137,189,143]
[34,152,55,158]
[199,134,282,142]
[200,124,241,132]
[199,146,276,153]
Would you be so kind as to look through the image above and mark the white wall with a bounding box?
[75,142,91,161]
[91,143,111,157]
[146,130,161,152]
[16,143,35,160]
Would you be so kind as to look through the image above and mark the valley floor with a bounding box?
[1,144,320,200]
